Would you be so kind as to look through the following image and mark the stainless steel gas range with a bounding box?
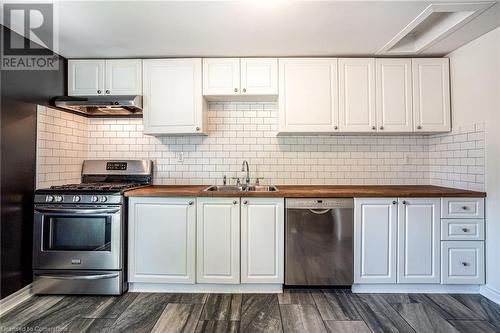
[32,160,152,295]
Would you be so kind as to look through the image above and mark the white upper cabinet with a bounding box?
[339,58,376,133]
[128,197,196,284]
[203,58,240,95]
[354,198,398,284]
[203,58,278,98]
[196,197,240,284]
[142,59,206,135]
[241,198,284,284]
[278,58,339,134]
[397,198,440,284]
[240,58,278,95]
[105,59,142,95]
[375,59,413,132]
[68,60,105,96]
[412,58,451,133]
[68,59,141,96]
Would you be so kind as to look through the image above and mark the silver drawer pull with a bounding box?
[34,273,119,280]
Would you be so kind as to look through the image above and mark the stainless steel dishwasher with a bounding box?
[285,198,354,286]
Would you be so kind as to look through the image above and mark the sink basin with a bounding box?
[204,185,278,192]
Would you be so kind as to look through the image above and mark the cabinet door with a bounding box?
[128,197,196,283]
[442,241,485,284]
[105,59,142,95]
[240,58,278,95]
[354,198,397,284]
[375,59,413,132]
[339,58,376,132]
[203,58,240,95]
[412,58,451,132]
[241,198,284,284]
[278,58,339,133]
[68,60,105,96]
[197,197,240,284]
[143,59,205,135]
[398,198,440,283]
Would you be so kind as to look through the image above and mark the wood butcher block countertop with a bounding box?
[124,185,486,198]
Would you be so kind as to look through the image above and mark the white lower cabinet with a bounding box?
[397,198,440,283]
[196,197,241,284]
[241,198,284,283]
[354,198,398,283]
[128,197,196,283]
[441,241,485,284]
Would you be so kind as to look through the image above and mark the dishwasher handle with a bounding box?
[308,209,332,215]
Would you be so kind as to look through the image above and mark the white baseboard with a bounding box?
[0,284,33,316]
[129,283,283,294]
[352,284,480,294]
[480,285,500,305]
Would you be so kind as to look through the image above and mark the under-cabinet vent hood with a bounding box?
[53,95,142,117]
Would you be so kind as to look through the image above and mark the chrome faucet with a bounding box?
[241,160,250,185]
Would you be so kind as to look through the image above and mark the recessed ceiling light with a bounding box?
[377,2,496,55]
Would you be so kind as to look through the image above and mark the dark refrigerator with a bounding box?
[0,26,66,299]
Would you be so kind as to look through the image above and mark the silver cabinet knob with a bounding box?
[242,88,246,93]
[462,262,469,267]
[97,90,101,94]
[417,125,422,130]
[334,126,338,130]
[372,126,376,130]
[232,200,237,205]
[402,200,407,205]
[234,88,238,93]
[243,200,248,205]
[380,126,384,130]
[462,206,468,210]
[188,201,194,206]
[392,201,397,205]
[105,90,110,94]
[462,228,469,232]
[196,127,200,131]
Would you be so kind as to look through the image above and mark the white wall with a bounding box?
[447,27,500,301]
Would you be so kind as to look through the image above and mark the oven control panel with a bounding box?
[106,162,127,171]
[35,194,122,205]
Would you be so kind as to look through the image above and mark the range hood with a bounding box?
[53,95,142,117]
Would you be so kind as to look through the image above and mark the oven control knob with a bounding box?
[45,195,54,202]
[72,195,81,202]
[91,195,99,203]
[54,195,63,202]
[99,196,108,203]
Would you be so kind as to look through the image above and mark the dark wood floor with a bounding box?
[1,289,500,333]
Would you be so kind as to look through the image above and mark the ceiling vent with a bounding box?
[377,2,495,55]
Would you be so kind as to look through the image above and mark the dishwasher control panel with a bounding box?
[286,198,353,209]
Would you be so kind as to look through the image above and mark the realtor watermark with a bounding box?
[1,3,59,70]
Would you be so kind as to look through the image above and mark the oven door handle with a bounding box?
[34,207,120,215]
[34,273,119,280]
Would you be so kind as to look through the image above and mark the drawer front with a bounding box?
[441,198,484,219]
[441,219,484,241]
[441,241,484,284]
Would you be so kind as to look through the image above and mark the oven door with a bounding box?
[33,206,122,270]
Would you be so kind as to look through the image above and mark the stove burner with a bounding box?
[50,182,143,191]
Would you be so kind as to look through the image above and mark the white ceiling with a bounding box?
[2,0,500,58]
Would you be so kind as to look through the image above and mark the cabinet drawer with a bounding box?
[441,241,484,284]
[441,198,484,219]
[441,219,484,241]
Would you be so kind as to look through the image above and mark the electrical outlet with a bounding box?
[177,152,184,163]
[404,153,412,165]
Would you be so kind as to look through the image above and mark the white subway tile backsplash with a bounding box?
[36,103,485,191]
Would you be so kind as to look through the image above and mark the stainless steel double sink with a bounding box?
[204,185,278,192]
